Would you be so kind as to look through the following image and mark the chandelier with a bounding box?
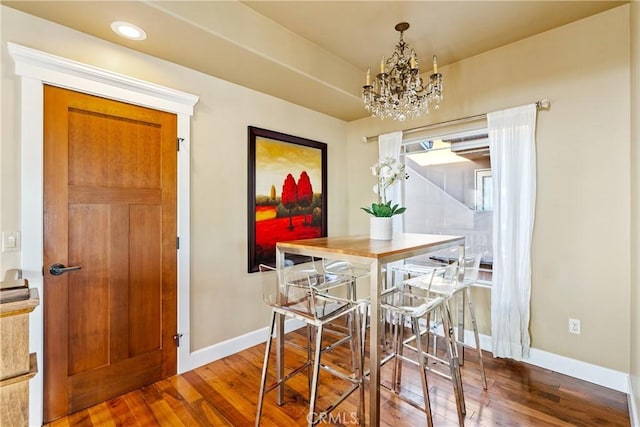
[362,22,443,121]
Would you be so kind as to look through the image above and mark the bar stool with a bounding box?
[380,264,466,426]
[425,254,487,390]
[392,252,488,390]
[255,264,365,427]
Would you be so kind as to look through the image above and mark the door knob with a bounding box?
[49,263,82,276]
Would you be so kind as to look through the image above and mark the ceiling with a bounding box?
[2,0,627,121]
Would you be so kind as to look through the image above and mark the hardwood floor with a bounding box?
[46,329,630,426]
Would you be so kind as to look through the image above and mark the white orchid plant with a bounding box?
[361,156,408,217]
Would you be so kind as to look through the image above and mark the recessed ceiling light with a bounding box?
[111,21,147,41]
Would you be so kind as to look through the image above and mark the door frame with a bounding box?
[8,42,199,426]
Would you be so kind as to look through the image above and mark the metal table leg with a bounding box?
[275,248,285,405]
[457,244,466,364]
[368,260,382,426]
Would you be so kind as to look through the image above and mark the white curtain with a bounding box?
[488,104,537,360]
[378,131,404,235]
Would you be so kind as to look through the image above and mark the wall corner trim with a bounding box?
[630,376,639,427]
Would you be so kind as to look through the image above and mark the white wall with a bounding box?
[1,6,348,424]
[1,2,636,422]
[0,7,22,275]
[1,4,349,351]
[348,5,631,374]
[629,0,639,423]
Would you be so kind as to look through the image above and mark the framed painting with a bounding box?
[247,126,327,272]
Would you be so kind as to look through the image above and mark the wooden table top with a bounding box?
[276,233,464,260]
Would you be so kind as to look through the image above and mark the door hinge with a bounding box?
[173,333,183,347]
[176,236,180,250]
[177,137,184,152]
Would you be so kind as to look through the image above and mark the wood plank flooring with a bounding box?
[46,328,630,426]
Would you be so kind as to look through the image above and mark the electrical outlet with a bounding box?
[569,318,581,335]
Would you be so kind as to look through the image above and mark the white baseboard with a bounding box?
[630,375,640,427]
[460,329,629,393]
[179,318,305,373]
[180,323,629,395]
[526,346,629,393]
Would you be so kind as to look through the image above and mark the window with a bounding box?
[402,128,493,283]
[475,169,492,211]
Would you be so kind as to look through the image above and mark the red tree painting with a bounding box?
[248,126,327,272]
[297,171,313,225]
[281,173,298,230]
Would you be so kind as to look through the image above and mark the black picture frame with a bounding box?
[247,126,327,273]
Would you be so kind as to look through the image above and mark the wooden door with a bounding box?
[43,85,178,422]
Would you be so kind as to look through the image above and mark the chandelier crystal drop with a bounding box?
[362,22,443,121]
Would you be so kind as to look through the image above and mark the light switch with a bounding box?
[2,231,20,252]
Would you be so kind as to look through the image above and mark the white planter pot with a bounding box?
[370,217,393,240]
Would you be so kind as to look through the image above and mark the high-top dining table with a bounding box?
[275,232,465,426]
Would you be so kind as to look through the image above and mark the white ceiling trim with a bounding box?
[7,42,199,115]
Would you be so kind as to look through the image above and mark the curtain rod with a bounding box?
[361,98,550,143]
